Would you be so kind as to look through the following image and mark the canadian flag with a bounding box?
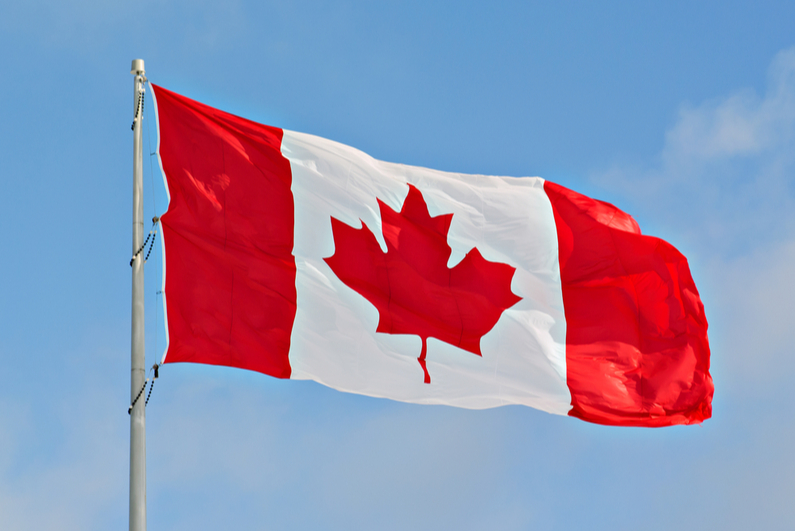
[151,84,713,427]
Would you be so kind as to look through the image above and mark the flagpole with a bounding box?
[129,58,147,531]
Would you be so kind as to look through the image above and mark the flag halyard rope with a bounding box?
[128,364,159,414]
[131,88,144,131]
[129,217,159,266]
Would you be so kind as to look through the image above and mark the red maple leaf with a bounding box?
[324,184,522,383]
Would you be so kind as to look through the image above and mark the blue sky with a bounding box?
[1,1,794,529]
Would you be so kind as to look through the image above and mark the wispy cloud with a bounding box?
[664,49,795,161]
[598,47,795,256]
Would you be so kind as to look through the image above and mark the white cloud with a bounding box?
[597,47,795,256]
[664,48,795,161]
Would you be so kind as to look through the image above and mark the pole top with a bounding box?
[131,59,145,75]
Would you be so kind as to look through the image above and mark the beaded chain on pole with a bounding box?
[129,218,159,267]
[128,364,160,414]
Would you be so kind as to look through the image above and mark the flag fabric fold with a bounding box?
[151,84,713,427]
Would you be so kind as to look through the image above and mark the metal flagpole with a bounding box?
[129,58,147,531]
